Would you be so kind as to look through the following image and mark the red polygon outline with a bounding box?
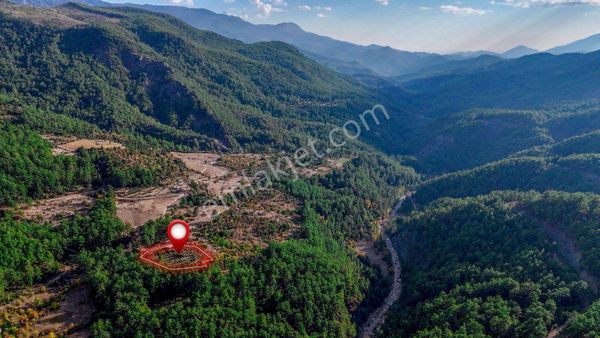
[139,241,215,273]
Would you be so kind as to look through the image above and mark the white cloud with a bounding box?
[317,12,328,17]
[493,0,600,7]
[168,0,194,6]
[419,6,433,9]
[250,0,286,17]
[440,4,488,14]
[251,0,272,16]
[375,0,390,5]
[298,4,311,11]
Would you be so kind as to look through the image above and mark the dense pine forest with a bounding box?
[1,1,599,337]
[385,191,600,337]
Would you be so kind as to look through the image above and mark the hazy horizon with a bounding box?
[104,0,600,53]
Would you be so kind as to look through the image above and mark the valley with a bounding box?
[1,1,600,337]
[360,196,408,338]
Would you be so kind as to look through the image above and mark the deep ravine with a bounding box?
[359,194,409,338]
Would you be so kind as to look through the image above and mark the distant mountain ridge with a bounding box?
[405,51,600,116]
[9,0,600,80]
[118,4,452,77]
[3,0,497,78]
[10,0,105,6]
[547,33,600,54]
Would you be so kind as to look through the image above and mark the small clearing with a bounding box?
[171,152,248,196]
[298,157,350,177]
[19,192,94,225]
[542,219,599,294]
[189,205,230,224]
[191,189,301,251]
[51,139,125,155]
[354,241,390,278]
[115,186,186,228]
[18,149,329,237]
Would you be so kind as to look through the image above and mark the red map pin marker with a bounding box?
[167,220,190,253]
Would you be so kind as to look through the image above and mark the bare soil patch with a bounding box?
[33,283,93,337]
[51,139,125,155]
[189,205,230,224]
[19,192,94,225]
[115,186,186,228]
[17,151,304,243]
[171,152,223,174]
[354,241,391,277]
[116,152,255,228]
[298,157,350,177]
[171,152,248,196]
[191,189,301,253]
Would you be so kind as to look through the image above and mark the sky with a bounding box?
[106,0,600,53]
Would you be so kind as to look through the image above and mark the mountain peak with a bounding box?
[501,45,538,59]
[273,22,303,32]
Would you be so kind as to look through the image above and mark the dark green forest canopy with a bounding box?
[413,154,600,205]
[407,103,600,208]
[0,6,419,332]
[403,104,600,174]
[384,191,600,338]
[0,122,415,336]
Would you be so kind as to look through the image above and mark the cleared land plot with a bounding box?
[20,192,94,225]
[51,139,124,155]
[115,186,186,228]
[192,189,301,252]
[354,241,391,277]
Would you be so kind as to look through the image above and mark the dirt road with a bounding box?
[359,195,408,338]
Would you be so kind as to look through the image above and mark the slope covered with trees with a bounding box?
[70,156,416,337]
[404,52,600,116]
[0,122,185,206]
[2,2,600,337]
[403,109,552,173]
[413,155,600,205]
[384,191,600,337]
[0,2,415,153]
[402,102,600,174]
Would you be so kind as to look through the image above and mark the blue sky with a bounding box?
[107,0,600,53]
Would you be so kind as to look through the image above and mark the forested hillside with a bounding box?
[404,51,600,116]
[0,2,415,153]
[404,109,552,173]
[0,144,419,336]
[413,155,600,205]
[385,191,600,337]
[1,2,600,338]
[0,121,185,206]
[0,4,425,336]
[405,103,600,173]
